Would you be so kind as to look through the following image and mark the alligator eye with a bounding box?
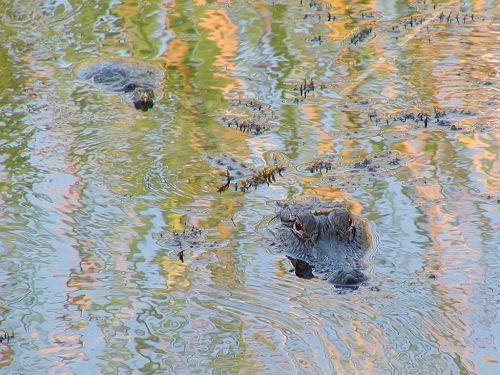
[293,221,306,238]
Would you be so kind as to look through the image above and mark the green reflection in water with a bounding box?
[0,0,498,374]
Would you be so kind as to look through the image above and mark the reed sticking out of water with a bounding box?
[217,169,231,193]
[298,78,315,99]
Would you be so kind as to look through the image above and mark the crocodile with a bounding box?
[268,199,374,288]
[76,58,163,111]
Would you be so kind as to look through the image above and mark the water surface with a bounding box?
[0,0,498,374]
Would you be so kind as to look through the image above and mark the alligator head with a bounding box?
[269,200,373,288]
[124,83,155,111]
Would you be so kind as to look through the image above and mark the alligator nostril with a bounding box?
[331,269,366,287]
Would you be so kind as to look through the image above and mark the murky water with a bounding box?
[0,0,498,374]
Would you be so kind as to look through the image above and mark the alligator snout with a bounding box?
[132,88,155,111]
[288,255,366,288]
[328,268,367,287]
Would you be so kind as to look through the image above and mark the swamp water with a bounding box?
[0,0,498,374]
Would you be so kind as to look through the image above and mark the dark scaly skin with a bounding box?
[269,199,373,288]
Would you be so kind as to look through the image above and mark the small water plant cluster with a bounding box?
[219,98,273,135]
[390,15,426,32]
[350,27,373,45]
[437,11,480,24]
[302,12,336,22]
[153,226,205,263]
[368,111,431,127]
[0,331,14,344]
[365,107,475,130]
[307,159,333,173]
[306,150,405,177]
[215,163,286,193]
[152,224,232,264]
[229,98,272,115]
[298,0,327,12]
[310,35,324,44]
[297,0,338,27]
[206,152,290,193]
[221,117,269,134]
[235,164,286,192]
[296,78,315,99]
[358,12,378,20]
[390,9,484,36]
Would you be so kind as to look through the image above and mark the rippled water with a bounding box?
[0,0,498,373]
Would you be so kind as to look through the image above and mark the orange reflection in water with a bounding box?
[395,128,490,373]
[457,131,500,194]
[303,104,335,154]
[161,38,191,88]
[199,8,240,94]
[0,347,13,368]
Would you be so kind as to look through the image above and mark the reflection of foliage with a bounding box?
[0,0,497,373]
